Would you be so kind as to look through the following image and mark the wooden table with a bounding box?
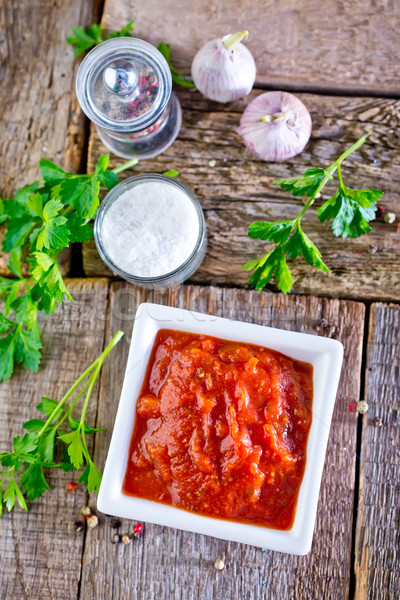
[0,1,399,599]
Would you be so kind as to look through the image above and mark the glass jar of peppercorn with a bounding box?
[76,37,181,159]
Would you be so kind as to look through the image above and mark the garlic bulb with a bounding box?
[239,91,312,161]
[191,31,256,103]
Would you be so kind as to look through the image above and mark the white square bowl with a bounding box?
[98,302,343,555]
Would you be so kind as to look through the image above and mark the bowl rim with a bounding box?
[97,302,343,555]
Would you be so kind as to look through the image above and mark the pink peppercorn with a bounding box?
[133,523,143,534]
[65,481,78,493]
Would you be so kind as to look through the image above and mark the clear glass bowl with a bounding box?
[94,174,207,288]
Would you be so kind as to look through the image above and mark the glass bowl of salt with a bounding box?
[94,174,207,288]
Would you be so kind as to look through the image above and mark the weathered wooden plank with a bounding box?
[0,0,101,276]
[0,279,109,600]
[102,0,400,95]
[80,283,364,600]
[84,89,400,301]
[354,304,400,600]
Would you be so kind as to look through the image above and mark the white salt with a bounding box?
[101,180,200,278]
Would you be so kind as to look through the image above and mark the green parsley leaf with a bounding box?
[20,464,50,501]
[58,430,84,469]
[30,251,72,313]
[0,279,23,313]
[0,321,42,381]
[248,220,294,244]
[30,196,70,251]
[248,246,292,293]
[4,475,28,511]
[23,419,46,432]
[38,429,57,463]
[39,158,69,183]
[36,397,63,420]
[163,169,180,178]
[65,214,93,243]
[6,249,23,279]
[157,43,196,89]
[317,186,381,238]
[107,20,134,39]
[0,313,14,333]
[286,226,329,273]
[1,198,38,253]
[78,461,102,494]
[66,21,135,57]
[0,433,39,470]
[0,198,8,224]
[274,168,325,198]
[66,24,103,57]
[51,154,115,219]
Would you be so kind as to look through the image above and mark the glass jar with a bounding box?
[76,38,181,160]
[94,174,207,288]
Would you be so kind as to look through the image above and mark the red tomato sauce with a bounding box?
[123,330,313,530]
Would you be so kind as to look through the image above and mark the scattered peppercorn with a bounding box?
[370,244,378,254]
[110,518,122,529]
[133,523,143,534]
[81,505,92,517]
[111,533,121,544]
[87,515,99,529]
[374,416,383,427]
[383,211,396,224]
[74,520,85,532]
[122,534,131,545]
[65,481,78,493]
[356,400,369,414]
[214,559,225,570]
[208,159,216,167]
[376,205,385,218]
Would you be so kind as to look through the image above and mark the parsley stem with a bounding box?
[46,375,94,434]
[111,158,139,174]
[78,330,124,428]
[79,363,101,429]
[0,470,13,485]
[337,163,344,189]
[295,132,370,224]
[36,362,99,437]
[36,331,123,438]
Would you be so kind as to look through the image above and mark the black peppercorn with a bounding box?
[75,520,85,532]
[110,518,121,529]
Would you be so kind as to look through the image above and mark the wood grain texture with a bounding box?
[0,0,100,276]
[102,0,400,94]
[354,304,400,600]
[80,283,365,600]
[0,279,109,600]
[84,89,400,301]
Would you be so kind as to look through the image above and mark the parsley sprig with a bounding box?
[67,21,135,57]
[0,155,138,382]
[0,331,123,514]
[243,133,383,292]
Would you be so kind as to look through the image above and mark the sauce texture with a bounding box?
[123,330,313,530]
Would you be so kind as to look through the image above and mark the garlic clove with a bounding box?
[191,31,256,103]
[240,91,312,161]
